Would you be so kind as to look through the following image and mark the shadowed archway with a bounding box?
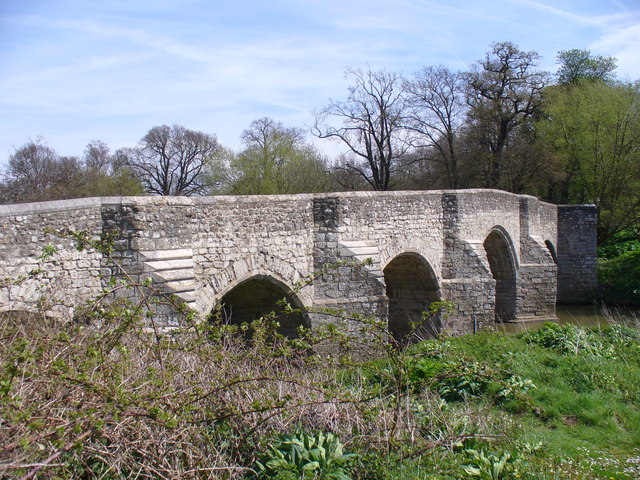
[383,253,441,342]
[545,240,557,263]
[483,228,517,322]
[209,275,309,338]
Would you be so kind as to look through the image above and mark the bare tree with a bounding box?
[465,42,549,189]
[313,68,410,191]
[127,125,221,196]
[84,140,113,174]
[4,138,57,195]
[405,66,467,189]
[1,138,70,203]
[241,117,305,153]
[1,138,144,204]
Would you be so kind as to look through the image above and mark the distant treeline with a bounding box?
[2,42,638,244]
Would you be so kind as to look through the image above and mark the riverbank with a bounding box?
[499,304,640,333]
[1,310,639,479]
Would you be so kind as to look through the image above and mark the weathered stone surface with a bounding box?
[557,205,598,303]
[0,190,597,336]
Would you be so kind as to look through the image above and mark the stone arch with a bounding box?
[545,240,557,263]
[208,274,310,339]
[383,252,441,342]
[483,227,518,322]
[195,255,313,320]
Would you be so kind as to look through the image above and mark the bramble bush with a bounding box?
[3,228,638,479]
[0,229,499,479]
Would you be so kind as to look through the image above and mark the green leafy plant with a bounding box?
[433,360,493,402]
[522,323,615,357]
[462,449,513,480]
[597,230,640,261]
[598,249,640,305]
[255,431,357,479]
[496,375,536,400]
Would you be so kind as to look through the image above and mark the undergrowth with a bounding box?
[1,230,640,479]
[598,230,640,305]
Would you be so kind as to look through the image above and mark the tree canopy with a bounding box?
[219,117,336,195]
[125,124,221,196]
[313,69,410,191]
[556,49,617,85]
[3,41,638,245]
[0,138,142,204]
[404,66,466,189]
[464,42,549,190]
[538,80,640,242]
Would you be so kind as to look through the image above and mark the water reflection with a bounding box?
[498,305,640,333]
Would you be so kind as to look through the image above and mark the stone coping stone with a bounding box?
[0,189,564,218]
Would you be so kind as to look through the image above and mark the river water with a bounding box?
[499,304,640,333]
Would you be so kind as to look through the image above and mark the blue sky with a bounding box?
[1,0,639,164]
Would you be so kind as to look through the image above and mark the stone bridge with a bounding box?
[0,190,597,337]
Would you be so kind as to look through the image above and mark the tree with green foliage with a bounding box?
[556,49,617,85]
[538,80,640,242]
[223,117,335,195]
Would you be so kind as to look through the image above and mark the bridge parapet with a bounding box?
[0,190,597,336]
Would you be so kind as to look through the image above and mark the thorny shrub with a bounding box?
[1,308,375,479]
[0,229,521,479]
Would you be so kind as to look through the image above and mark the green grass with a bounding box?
[327,321,640,479]
[386,323,640,479]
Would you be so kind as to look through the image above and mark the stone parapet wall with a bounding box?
[0,198,106,317]
[0,190,597,335]
[192,195,316,315]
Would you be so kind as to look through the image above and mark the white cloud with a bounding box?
[508,0,631,26]
[591,23,640,79]
[1,0,639,166]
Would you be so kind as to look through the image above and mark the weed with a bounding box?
[254,430,357,479]
[462,449,512,480]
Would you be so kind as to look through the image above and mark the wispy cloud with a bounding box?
[592,23,640,79]
[1,0,638,161]
[507,0,640,77]
[11,14,215,63]
[508,0,632,26]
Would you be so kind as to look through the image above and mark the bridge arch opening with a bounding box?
[209,275,310,339]
[483,228,518,322]
[545,240,557,263]
[383,252,441,342]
